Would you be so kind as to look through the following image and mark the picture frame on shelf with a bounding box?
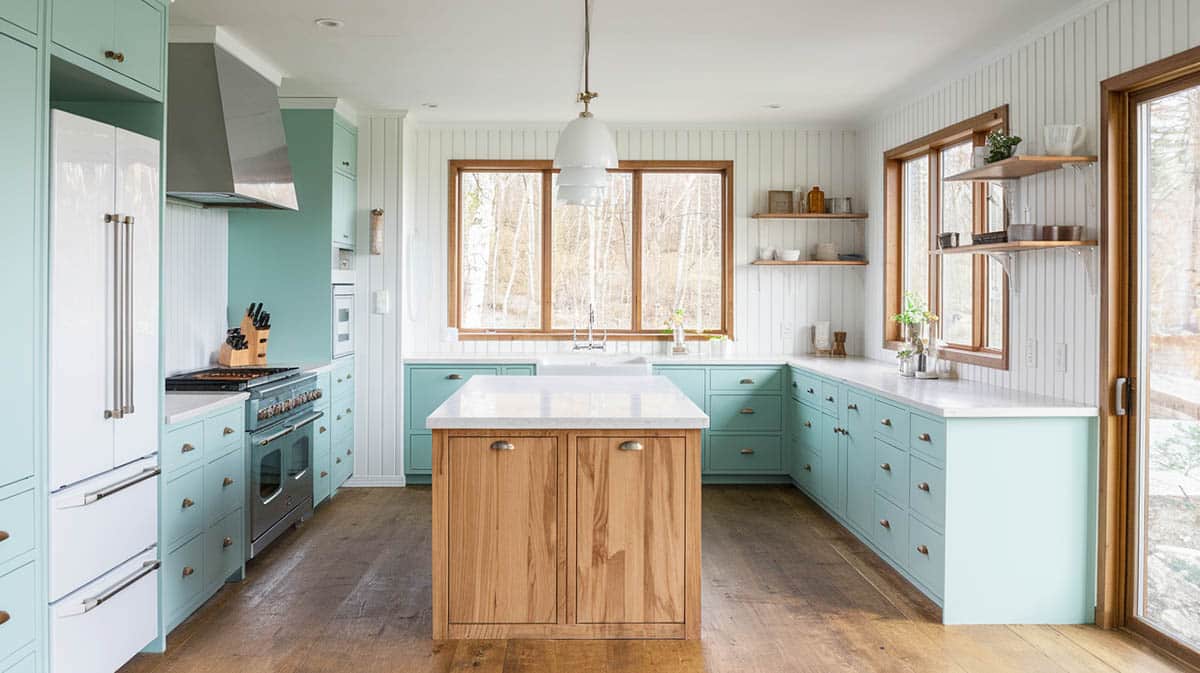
[767,190,794,214]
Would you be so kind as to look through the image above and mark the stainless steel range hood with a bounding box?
[166,43,298,210]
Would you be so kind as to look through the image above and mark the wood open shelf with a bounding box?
[943,155,1096,181]
[930,240,1097,255]
[751,212,868,220]
[750,260,867,266]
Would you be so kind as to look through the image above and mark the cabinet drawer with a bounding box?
[709,367,781,393]
[910,414,945,464]
[162,420,204,472]
[408,366,498,427]
[794,449,818,493]
[204,448,244,528]
[205,510,243,586]
[333,399,355,438]
[708,435,782,473]
[791,370,820,406]
[332,359,355,400]
[707,394,781,433]
[334,428,354,464]
[314,435,331,506]
[407,433,432,473]
[873,438,909,506]
[162,465,204,547]
[874,398,909,444]
[908,454,945,528]
[333,121,357,176]
[2,651,33,673]
[871,493,908,563]
[163,534,204,620]
[819,380,840,413]
[0,488,34,567]
[0,0,37,35]
[204,406,244,458]
[502,365,535,376]
[332,442,353,488]
[0,561,35,662]
[796,404,819,450]
[907,515,945,597]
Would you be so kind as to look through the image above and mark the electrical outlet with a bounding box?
[1054,343,1068,373]
[1025,339,1037,368]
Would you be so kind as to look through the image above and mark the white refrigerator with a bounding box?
[47,110,161,673]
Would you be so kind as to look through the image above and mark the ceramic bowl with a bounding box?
[778,249,802,261]
[758,247,777,261]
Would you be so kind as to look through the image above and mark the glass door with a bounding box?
[1132,82,1200,654]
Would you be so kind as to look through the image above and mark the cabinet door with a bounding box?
[0,34,37,487]
[52,0,115,67]
[576,435,685,624]
[49,111,117,490]
[817,413,841,511]
[843,423,874,536]
[332,121,356,177]
[0,0,38,34]
[113,0,163,90]
[448,435,558,624]
[332,172,355,247]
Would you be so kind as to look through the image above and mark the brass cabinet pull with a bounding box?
[739,448,755,455]
[104,50,125,63]
[0,531,9,543]
[739,407,755,415]
[847,403,858,410]
[345,408,352,414]
[346,373,352,380]
[222,477,234,487]
[825,395,835,402]
[739,378,755,384]
[181,498,195,509]
[879,463,891,472]
[806,387,815,394]
[918,432,931,442]
[336,377,343,383]
[336,415,342,421]
[880,418,892,427]
[490,441,514,451]
[319,426,327,434]
[446,373,463,380]
[320,470,329,478]
[619,441,644,452]
[916,544,929,555]
[803,421,812,428]
[879,519,891,529]
[916,482,930,492]
[336,457,342,464]
[223,537,234,548]
[802,464,812,471]
[791,381,798,388]
[181,443,195,453]
[0,610,9,626]
[182,566,195,577]
[346,448,352,456]
[223,426,235,435]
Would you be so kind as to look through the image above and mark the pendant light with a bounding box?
[554,0,618,205]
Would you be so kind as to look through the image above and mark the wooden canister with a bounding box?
[806,186,825,214]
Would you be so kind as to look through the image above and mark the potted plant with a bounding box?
[891,292,939,377]
[985,129,1023,163]
[664,308,688,355]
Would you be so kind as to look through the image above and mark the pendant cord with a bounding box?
[577,0,597,116]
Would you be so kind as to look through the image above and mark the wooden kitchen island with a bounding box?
[426,375,708,640]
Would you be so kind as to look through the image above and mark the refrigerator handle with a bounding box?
[123,215,134,415]
[104,213,123,420]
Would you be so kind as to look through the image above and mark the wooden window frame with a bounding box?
[882,105,1010,370]
[447,159,734,340]
[1098,45,1200,670]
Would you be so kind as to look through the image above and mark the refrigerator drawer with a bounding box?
[49,457,159,601]
[50,548,159,673]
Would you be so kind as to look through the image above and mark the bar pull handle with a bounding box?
[1114,377,1132,416]
[122,215,134,415]
[446,373,463,380]
[739,378,755,385]
[619,441,644,452]
[79,560,159,614]
[739,407,755,415]
[490,441,514,451]
[739,448,755,455]
[83,467,160,505]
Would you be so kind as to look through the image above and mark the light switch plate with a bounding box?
[372,289,390,314]
[1025,339,1037,368]
[1054,343,1068,372]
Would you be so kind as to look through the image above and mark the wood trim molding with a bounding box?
[883,106,1008,161]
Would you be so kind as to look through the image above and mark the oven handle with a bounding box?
[257,425,295,446]
[291,410,324,431]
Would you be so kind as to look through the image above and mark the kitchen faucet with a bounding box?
[572,304,607,351]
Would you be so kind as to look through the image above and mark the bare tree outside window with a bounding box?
[551,173,633,330]
[641,173,723,331]
[459,172,542,329]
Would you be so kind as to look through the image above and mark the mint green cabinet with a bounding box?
[0,32,38,488]
[51,0,165,93]
[332,171,355,248]
[113,0,164,89]
[313,412,331,505]
[0,0,38,34]
[0,561,36,661]
[332,120,356,177]
[51,0,112,65]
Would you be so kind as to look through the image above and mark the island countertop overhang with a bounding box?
[425,375,711,430]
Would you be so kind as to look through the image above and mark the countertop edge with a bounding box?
[164,391,250,426]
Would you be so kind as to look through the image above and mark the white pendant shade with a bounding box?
[556,183,605,207]
[558,166,608,188]
[553,115,618,169]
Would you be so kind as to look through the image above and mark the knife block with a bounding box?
[218,315,270,367]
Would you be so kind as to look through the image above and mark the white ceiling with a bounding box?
[170,0,1085,124]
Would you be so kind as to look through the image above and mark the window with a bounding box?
[448,160,732,339]
[883,106,1010,369]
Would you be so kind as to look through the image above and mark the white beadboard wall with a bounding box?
[862,0,1200,405]
[403,125,864,356]
[162,203,228,375]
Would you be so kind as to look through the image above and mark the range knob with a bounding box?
[312,389,322,400]
[257,409,269,420]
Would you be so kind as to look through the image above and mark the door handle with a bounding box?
[122,215,134,415]
[81,467,160,505]
[258,425,295,446]
[105,214,122,420]
[1114,377,1132,416]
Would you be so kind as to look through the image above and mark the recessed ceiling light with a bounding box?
[314,18,344,29]
[422,103,439,110]
[763,104,783,110]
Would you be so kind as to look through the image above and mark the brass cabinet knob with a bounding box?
[446,373,462,380]
[181,498,195,509]
[916,482,930,492]
[182,566,195,577]
[0,610,9,625]
[336,415,342,421]
[345,408,352,414]
[104,49,125,62]
[223,537,234,548]
[879,463,891,472]
[223,426,235,435]
[320,471,329,478]
[336,457,342,464]
[880,418,892,427]
[825,395,835,402]
[346,448,352,456]
[916,544,929,555]
[0,531,9,542]
[803,421,812,428]
[319,426,327,433]
[803,464,812,471]
[806,387,815,394]
[739,378,755,385]
[336,377,343,383]
[181,443,195,453]
[847,403,858,410]
[879,519,891,529]
[491,441,514,451]
[791,381,798,388]
[619,441,644,452]
[739,407,755,415]
[739,448,755,455]
[346,373,352,380]
[918,433,932,442]
[223,477,235,487]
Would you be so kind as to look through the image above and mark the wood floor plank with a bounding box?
[118,486,1194,673]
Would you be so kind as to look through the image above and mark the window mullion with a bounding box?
[631,171,643,332]
[928,149,942,330]
[541,170,553,333]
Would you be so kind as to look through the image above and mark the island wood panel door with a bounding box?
[447,435,559,625]
[575,435,686,624]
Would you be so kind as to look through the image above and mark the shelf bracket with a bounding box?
[1069,246,1099,294]
[985,251,1020,295]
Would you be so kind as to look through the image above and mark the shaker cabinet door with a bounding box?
[332,172,355,247]
[447,435,558,625]
[113,0,164,90]
[575,435,685,624]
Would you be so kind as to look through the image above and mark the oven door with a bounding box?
[248,410,319,546]
[332,286,354,358]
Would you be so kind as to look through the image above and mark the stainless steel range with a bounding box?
[166,366,323,558]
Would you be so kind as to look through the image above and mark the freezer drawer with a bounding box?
[49,457,159,601]
[50,548,159,673]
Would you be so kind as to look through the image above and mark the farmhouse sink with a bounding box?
[536,354,652,376]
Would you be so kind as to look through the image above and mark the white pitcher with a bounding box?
[1043,124,1085,155]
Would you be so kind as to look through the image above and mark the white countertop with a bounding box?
[426,375,710,429]
[164,392,249,425]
